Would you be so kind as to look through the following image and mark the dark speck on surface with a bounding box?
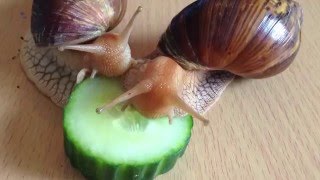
[19,12,27,19]
[17,86,20,89]
[20,36,28,42]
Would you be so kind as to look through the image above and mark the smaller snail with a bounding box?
[58,6,143,82]
[21,0,130,105]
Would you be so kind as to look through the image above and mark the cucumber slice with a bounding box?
[64,77,193,180]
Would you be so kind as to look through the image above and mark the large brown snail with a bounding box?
[20,0,303,125]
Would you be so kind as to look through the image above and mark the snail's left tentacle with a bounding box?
[120,6,142,44]
[130,58,147,66]
[96,79,153,114]
[121,102,130,112]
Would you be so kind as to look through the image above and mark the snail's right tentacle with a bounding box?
[76,68,90,84]
[90,69,98,79]
[58,44,105,55]
[120,6,143,44]
[167,109,175,125]
[96,79,153,114]
[173,96,209,125]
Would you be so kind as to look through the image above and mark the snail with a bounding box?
[21,0,128,105]
[20,0,303,125]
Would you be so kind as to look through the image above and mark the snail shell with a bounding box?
[32,0,127,46]
[158,0,303,78]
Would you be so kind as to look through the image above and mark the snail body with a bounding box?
[97,56,211,124]
[58,6,142,79]
[21,0,303,124]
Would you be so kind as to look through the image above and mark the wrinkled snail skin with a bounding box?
[20,34,83,106]
[158,0,303,78]
[32,0,127,46]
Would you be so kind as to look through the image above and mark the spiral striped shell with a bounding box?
[158,0,303,78]
[32,0,127,46]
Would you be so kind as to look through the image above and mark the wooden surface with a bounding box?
[1,0,320,179]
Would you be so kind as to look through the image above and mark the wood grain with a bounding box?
[0,0,319,179]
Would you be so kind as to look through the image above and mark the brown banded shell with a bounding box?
[158,0,303,78]
[32,0,127,46]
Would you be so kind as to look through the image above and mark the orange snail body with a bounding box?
[123,57,185,118]
[58,6,143,78]
[60,33,132,77]
[98,0,303,124]
[97,56,210,124]
[88,34,132,77]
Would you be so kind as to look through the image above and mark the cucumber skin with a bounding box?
[63,117,192,180]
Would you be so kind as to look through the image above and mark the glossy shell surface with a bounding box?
[159,0,303,78]
[32,0,127,46]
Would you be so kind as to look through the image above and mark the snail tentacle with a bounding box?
[58,45,105,55]
[76,68,89,84]
[120,6,143,44]
[96,79,153,114]
[173,96,209,125]
[90,69,98,79]
[167,109,174,124]
[121,102,130,112]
